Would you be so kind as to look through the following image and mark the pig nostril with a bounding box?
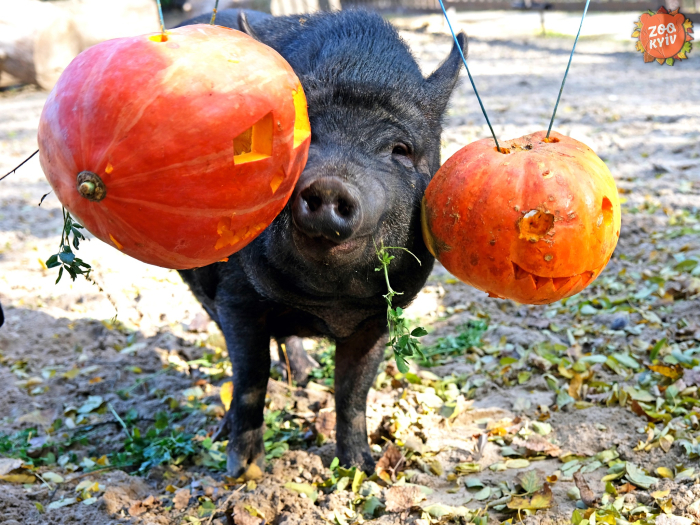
[337,198,353,217]
[306,195,322,212]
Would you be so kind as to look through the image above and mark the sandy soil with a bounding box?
[1,11,699,525]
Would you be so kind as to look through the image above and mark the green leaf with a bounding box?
[361,496,383,517]
[45,254,60,268]
[580,304,597,315]
[675,259,698,272]
[625,462,658,489]
[395,354,409,374]
[518,470,543,494]
[411,327,428,337]
[77,396,104,414]
[465,478,484,489]
[155,412,169,431]
[650,338,667,361]
[474,487,491,500]
[612,353,640,369]
[284,482,318,502]
[329,457,339,471]
[47,498,77,510]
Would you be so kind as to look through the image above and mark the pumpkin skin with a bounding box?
[421,131,621,305]
[38,24,311,269]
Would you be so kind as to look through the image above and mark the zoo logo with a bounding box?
[633,7,693,65]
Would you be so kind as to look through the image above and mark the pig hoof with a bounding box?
[227,449,265,480]
[339,449,376,474]
[226,431,265,479]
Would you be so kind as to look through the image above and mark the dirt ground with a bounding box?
[1,11,700,525]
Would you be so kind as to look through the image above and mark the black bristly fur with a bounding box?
[178,9,467,477]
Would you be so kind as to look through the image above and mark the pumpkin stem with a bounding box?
[77,171,107,202]
[546,0,591,139]
[436,0,502,153]
[210,0,221,25]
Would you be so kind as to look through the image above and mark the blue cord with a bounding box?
[546,0,591,138]
[436,0,501,152]
[155,0,166,36]
[211,0,221,24]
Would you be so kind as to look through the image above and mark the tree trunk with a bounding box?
[0,0,82,90]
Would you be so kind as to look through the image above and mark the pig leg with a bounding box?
[334,318,387,472]
[215,296,271,479]
[276,336,318,385]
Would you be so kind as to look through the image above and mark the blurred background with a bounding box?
[1,0,698,91]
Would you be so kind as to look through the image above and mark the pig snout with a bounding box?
[292,177,363,242]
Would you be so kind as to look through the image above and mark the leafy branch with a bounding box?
[45,208,91,284]
[375,243,428,373]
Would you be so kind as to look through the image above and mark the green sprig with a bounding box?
[45,208,91,284]
[375,243,428,373]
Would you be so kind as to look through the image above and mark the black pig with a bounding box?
[178,9,466,477]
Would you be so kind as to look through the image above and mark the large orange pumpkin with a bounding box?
[422,131,621,305]
[38,24,311,269]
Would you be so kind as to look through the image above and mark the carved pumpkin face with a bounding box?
[38,25,311,269]
[421,131,621,305]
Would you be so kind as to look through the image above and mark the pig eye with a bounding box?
[391,143,414,168]
[392,143,411,157]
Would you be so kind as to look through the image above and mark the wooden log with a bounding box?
[0,0,160,90]
[0,0,82,90]
[58,0,160,50]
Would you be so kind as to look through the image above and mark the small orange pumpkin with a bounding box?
[38,24,311,269]
[421,131,621,305]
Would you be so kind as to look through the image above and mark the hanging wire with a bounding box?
[0,149,39,183]
[546,0,591,138]
[155,0,166,37]
[210,0,221,24]
[436,0,501,152]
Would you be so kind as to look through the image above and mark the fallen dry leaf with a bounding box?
[649,364,683,381]
[128,501,148,517]
[568,373,586,400]
[173,488,191,510]
[573,472,597,507]
[0,458,23,476]
[512,435,562,457]
[313,409,336,441]
[507,484,553,511]
[384,485,425,513]
[376,444,405,482]
[0,472,35,484]
[16,409,56,428]
[220,382,234,412]
[233,504,264,525]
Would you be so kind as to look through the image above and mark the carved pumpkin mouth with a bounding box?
[511,261,596,291]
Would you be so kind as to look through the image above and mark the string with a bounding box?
[0,149,39,183]
[546,0,591,138]
[155,0,166,37]
[436,0,501,152]
[210,0,221,24]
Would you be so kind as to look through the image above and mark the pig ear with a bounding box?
[424,32,468,117]
[238,11,261,41]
